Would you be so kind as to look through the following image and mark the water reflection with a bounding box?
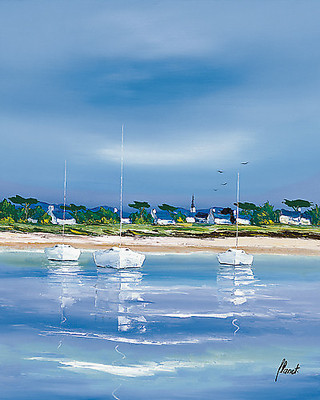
[217,264,256,306]
[217,264,257,335]
[95,268,147,333]
[47,261,84,323]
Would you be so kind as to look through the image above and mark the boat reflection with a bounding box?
[217,264,256,306]
[47,260,85,323]
[95,268,147,333]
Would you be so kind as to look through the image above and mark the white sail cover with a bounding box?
[217,248,253,266]
[45,244,81,261]
[93,247,145,269]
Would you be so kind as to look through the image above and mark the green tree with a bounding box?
[129,201,153,224]
[305,204,320,226]
[29,205,47,221]
[158,203,177,215]
[283,199,312,212]
[251,202,280,226]
[97,207,120,224]
[158,204,187,223]
[158,203,179,220]
[61,204,87,223]
[236,202,258,216]
[172,211,187,223]
[76,207,119,225]
[38,212,52,224]
[9,195,38,220]
[81,209,97,224]
[0,198,18,220]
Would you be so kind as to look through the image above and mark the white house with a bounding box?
[151,209,176,225]
[210,208,231,225]
[207,209,215,224]
[47,205,77,225]
[214,215,231,225]
[280,209,311,226]
[233,210,251,225]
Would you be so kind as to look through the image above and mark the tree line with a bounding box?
[0,195,319,226]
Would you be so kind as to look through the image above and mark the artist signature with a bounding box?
[275,358,300,382]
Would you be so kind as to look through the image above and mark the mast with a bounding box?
[235,171,240,249]
[62,160,67,239]
[119,125,124,247]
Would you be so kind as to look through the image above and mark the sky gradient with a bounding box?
[1,0,320,210]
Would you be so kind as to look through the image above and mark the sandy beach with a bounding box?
[0,231,320,256]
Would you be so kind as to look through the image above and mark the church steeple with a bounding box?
[190,194,196,213]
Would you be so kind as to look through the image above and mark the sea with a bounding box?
[0,250,319,399]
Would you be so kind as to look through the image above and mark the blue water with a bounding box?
[0,251,319,399]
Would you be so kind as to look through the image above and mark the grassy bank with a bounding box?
[1,222,320,239]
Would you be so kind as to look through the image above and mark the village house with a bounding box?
[279,209,311,226]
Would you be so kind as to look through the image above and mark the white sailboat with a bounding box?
[93,126,145,269]
[217,172,253,266]
[45,161,81,262]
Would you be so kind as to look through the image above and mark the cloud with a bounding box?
[2,0,320,71]
[1,0,320,205]
[98,131,254,167]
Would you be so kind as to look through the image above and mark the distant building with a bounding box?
[195,211,208,223]
[192,209,216,224]
[211,207,231,225]
[213,214,232,224]
[190,194,196,214]
[280,209,311,226]
[207,209,215,224]
[233,210,251,225]
[47,205,77,225]
[151,209,176,225]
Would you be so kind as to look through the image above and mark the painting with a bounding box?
[0,1,319,399]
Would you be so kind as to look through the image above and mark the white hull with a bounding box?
[45,244,81,261]
[217,248,253,266]
[93,247,145,269]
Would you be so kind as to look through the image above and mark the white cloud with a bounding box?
[98,132,254,166]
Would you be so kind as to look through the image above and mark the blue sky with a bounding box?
[1,0,320,210]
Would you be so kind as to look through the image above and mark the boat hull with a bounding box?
[93,247,145,269]
[45,244,81,261]
[217,248,253,266]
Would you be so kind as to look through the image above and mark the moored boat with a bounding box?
[217,248,253,266]
[45,244,81,261]
[93,125,145,269]
[45,161,81,262]
[94,247,145,269]
[217,171,253,266]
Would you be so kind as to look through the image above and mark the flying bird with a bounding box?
[241,161,249,165]
[217,170,223,173]
[221,182,227,186]
[213,188,218,191]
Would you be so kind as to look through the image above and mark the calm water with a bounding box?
[0,250,319,399]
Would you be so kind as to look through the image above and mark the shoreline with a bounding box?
[0,232,320,256]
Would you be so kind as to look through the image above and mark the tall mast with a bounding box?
[235,171,240,249]
[119,125,124,247]
[62,160,67,238]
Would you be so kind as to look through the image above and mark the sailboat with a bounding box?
[45,161,81,262]
[217,172,253,266]
[93,126,145,269]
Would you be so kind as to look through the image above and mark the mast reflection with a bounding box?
[95,268,146,333]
